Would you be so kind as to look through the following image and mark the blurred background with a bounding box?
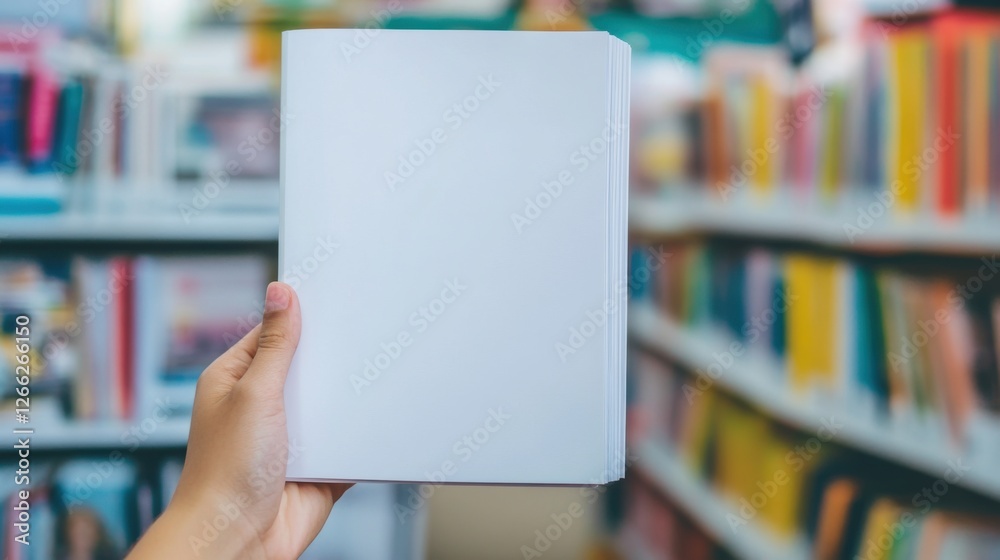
[2,0,1000,558]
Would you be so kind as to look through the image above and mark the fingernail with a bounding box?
[265,282,290,313]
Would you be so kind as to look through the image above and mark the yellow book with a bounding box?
[786,255,813,392]
[889,32,927,212]
[812,258,838,390]
[855,499,903,560]
[712,399,743,497]
[820,88,845,203]
[680,387,715,475]
[764,431,818,540]
[758,433,796,537]
[750,76,775,194]
[720,403,769,500]
[787,255,840,392]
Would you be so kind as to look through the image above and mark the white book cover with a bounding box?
[280,29,629,485]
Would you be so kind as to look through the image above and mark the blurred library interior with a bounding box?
[2,0,1000,558]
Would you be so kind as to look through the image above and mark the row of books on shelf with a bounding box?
[0,31,132,198]
[629,240,1000,466]
[0,456,409,559]
[632,8,1000,221]
[0,255,270,425]
[627,350,1000,559]
[0,26,284,216]
[0,456,182,559]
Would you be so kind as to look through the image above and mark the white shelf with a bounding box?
[7,418,190,451]
[629,303,1000,502]
[630,195,1000,255]
[0,212,278,242]
[634,439,809,560]
[863,0,948,17]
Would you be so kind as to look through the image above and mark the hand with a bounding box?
[129,282,351,560]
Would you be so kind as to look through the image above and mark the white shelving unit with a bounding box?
[629,303,1000,502]
[631,195,1000,255]
[0,212,279,242]
[14,418,191,451]
[634,439,810,560]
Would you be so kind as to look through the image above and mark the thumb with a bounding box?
[242,282,301,390]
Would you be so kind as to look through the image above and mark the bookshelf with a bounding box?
[633,439,810,560]
[5,418,191,452]
[630,194,1000,256]
[0,212,279,242]
[629,303,1000,503]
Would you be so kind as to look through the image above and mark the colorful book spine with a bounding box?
[0,71,23,166]
[632,240,1000,458]
[52,80,84,176]
[24,62,58,173]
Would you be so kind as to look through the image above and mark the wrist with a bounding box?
[169,492,263,559]
[130,494,262,560]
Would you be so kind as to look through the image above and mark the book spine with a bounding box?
[0,71,23,166]
[53,80,84,177]
[24,62,58,173]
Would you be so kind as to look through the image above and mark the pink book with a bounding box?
[25,60,58,171]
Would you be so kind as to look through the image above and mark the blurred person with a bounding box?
[128,282,351,560]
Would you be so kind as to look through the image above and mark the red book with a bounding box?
[930,11,1000,216]
[112,258,134,419]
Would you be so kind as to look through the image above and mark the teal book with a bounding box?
[52,80,84,176]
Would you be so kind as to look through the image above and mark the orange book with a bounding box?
[813,478,861,560]
[934,282,978,444]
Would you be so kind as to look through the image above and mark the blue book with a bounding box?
[0,71,23,166]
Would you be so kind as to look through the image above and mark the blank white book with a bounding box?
[280,29,629,485]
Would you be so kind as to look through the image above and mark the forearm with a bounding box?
[127,500,260,560]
